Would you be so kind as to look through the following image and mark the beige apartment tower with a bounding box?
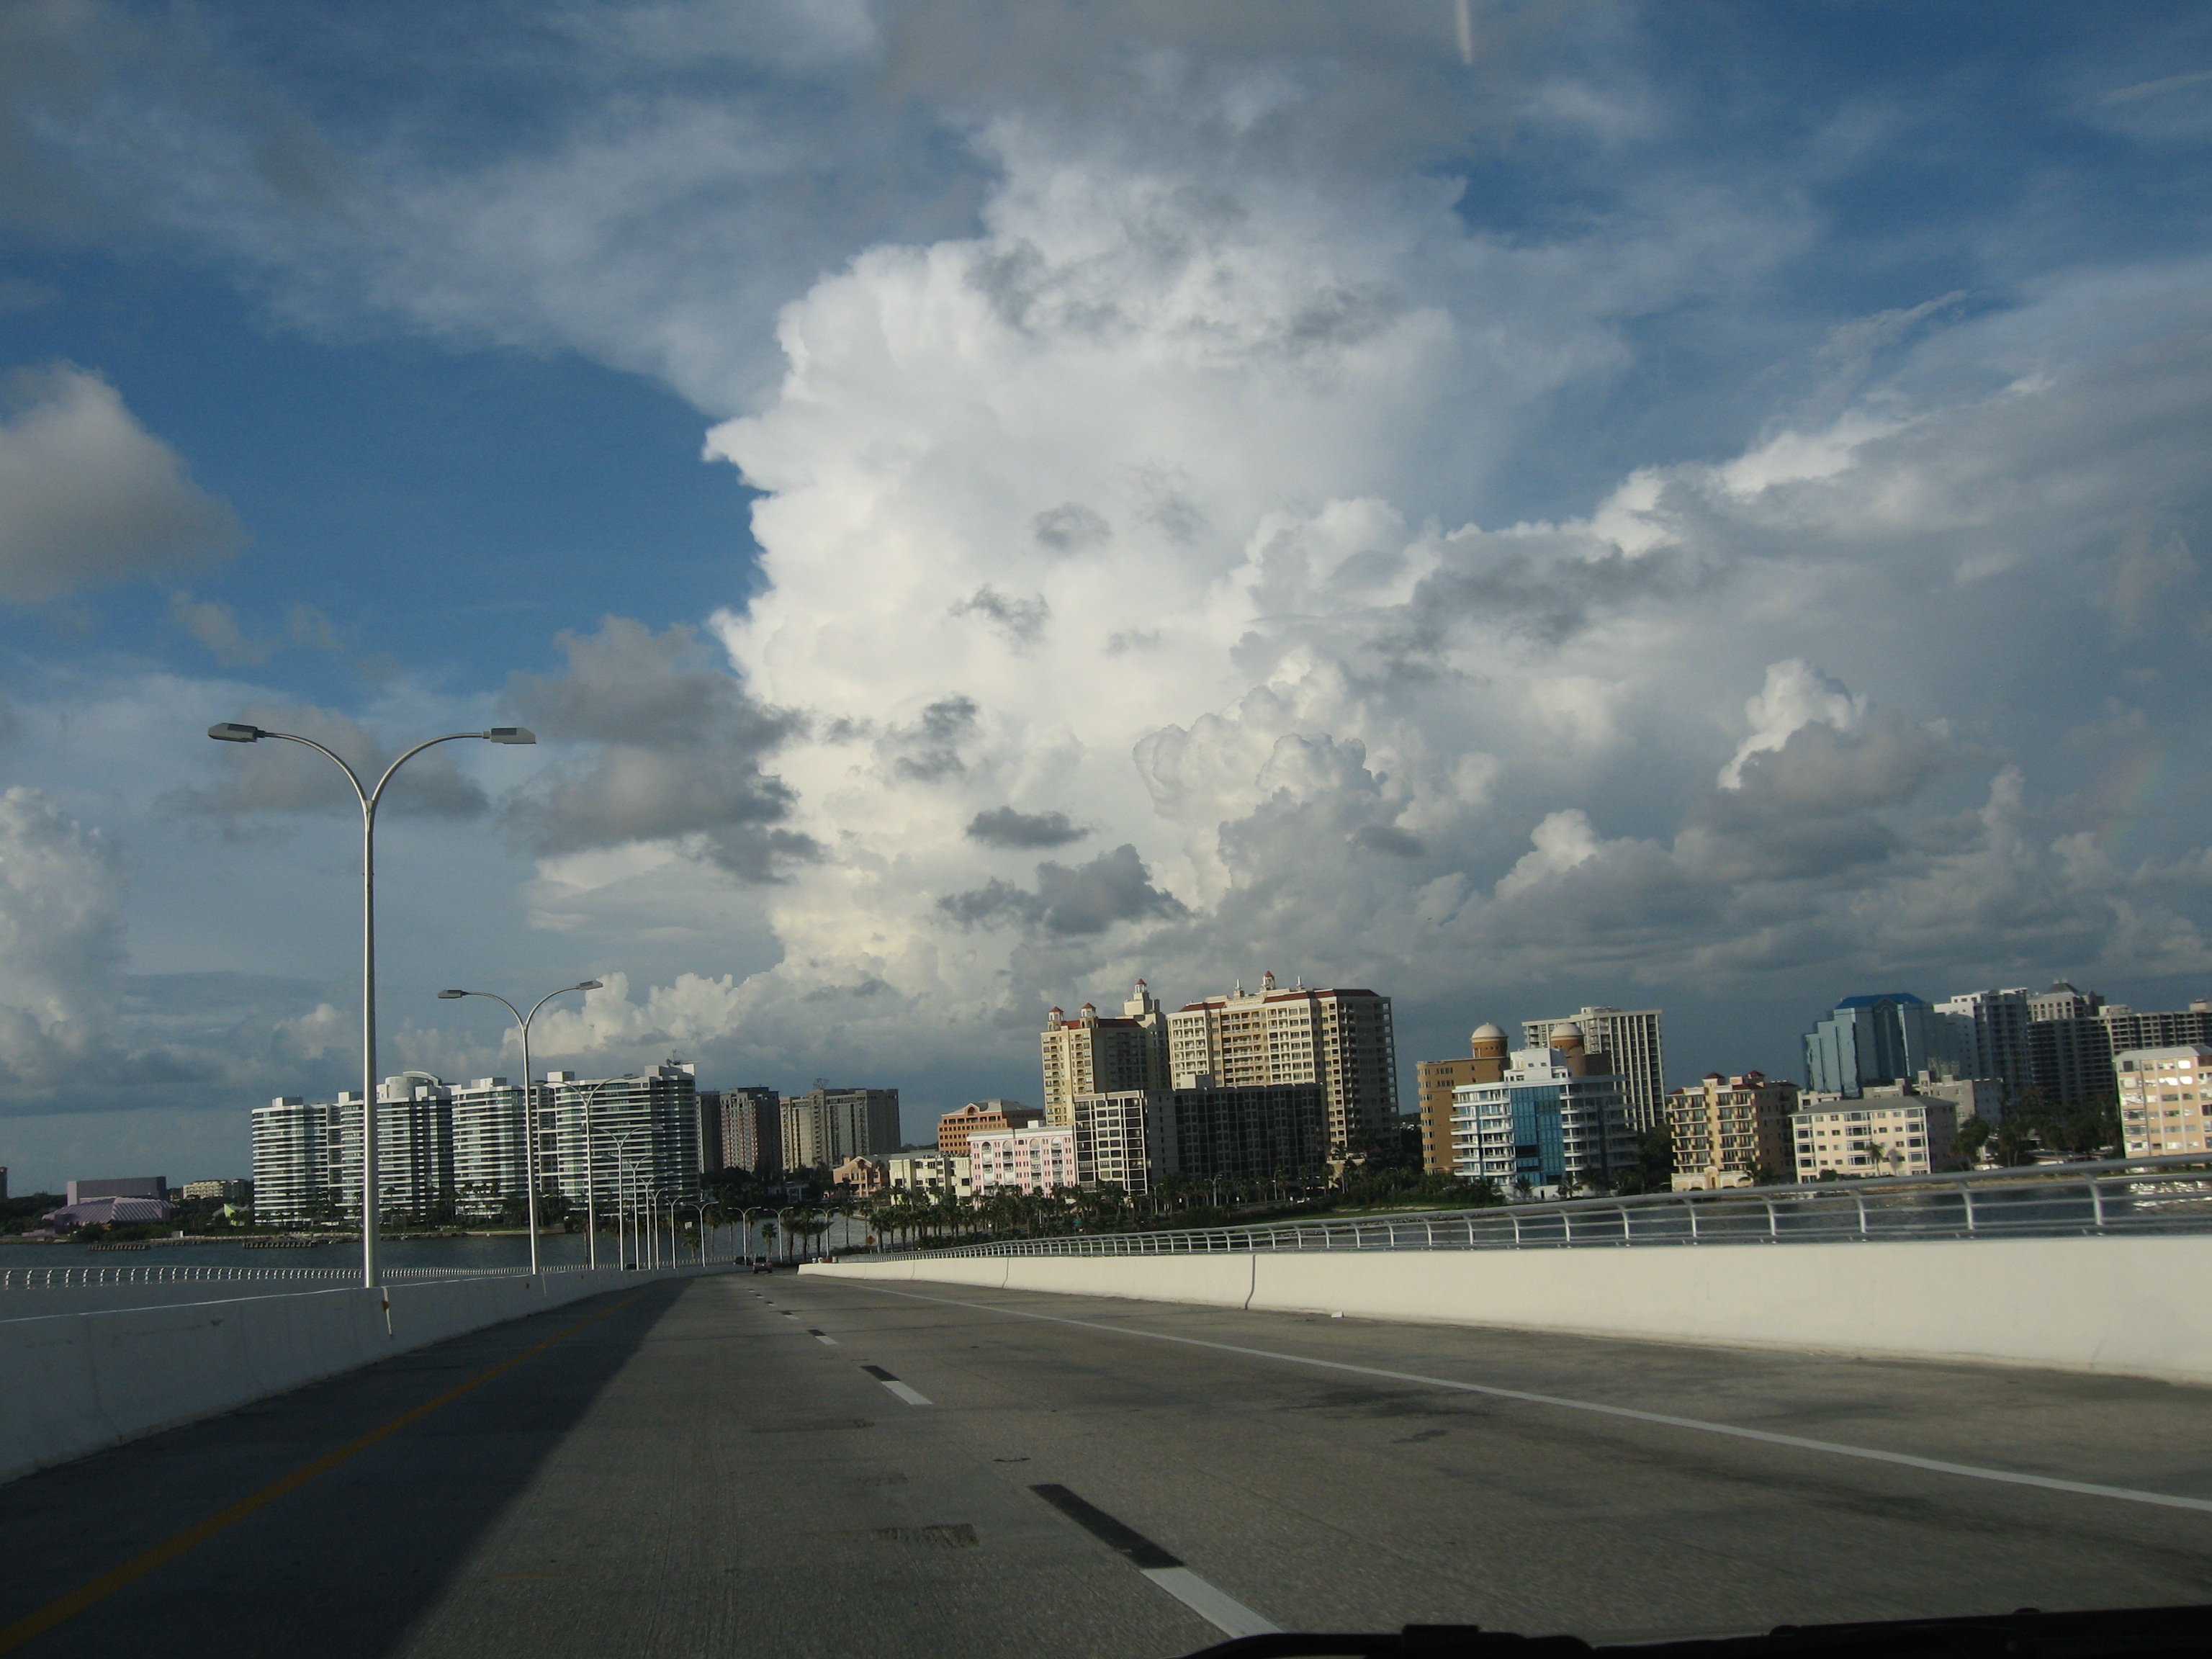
[2117,1046,2212,1156]
[1416,1023,1509,1174]
[1040,982,1170,1127]
[1168,971,1398,1157]
[1667,1071,1797,1190]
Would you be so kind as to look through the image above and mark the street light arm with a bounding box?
[365,730,521,813]
[256,731,372,809]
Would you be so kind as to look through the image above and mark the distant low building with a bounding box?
[181,1179,251,1203]
[969,1126,1078,1196]
[1667,1072,1795,1191]
[66,1175,166,1204]
[2117,1046,2212,1158]
[938,1100,1043,1158]
[832,1156,886,1196]
[881,1151,972,1200]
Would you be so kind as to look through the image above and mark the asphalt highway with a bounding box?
[5,1269,2212,1659]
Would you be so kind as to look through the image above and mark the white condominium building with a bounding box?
[969,1126,1078,1196]
[250,1071,456,1222]
[1791,1097,1960,1179]
[1168,971,1397,1157]
[1520,1007,1668,1133]
[2117,1046,2212,1156]
[450,1076,528,1218]
[550,1063,701,1210]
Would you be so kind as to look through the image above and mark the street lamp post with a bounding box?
[207,719,535,1291]
[436,981,602,1278]
[566,1073,638,1270]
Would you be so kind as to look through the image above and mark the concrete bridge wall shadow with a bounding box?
[0,1266,716,1485]
[804,1236,2212,1385]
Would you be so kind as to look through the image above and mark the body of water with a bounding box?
[0,1215,871,1272]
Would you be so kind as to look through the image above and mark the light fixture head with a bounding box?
[207,722,262,743]
[485,727,536,745]
[437,989,469,1000]
[576,979,603,992]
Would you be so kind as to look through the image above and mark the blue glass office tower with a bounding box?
[1802,994,1963,1097]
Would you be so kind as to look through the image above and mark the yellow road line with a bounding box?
[0,1292,647,1655]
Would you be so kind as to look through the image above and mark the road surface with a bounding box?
[5,1269,2212,1658]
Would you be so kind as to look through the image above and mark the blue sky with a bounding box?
[3,1,2212,1190]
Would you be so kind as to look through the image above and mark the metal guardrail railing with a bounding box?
[0,1262,599,1290]
[891,1156,2212,1261]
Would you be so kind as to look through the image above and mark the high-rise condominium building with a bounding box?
[1933,989,2033,1095]
[781,1087,899,1171]
[1452,1025,1633,1196]
[1667,1072,1797,1190]
[1072,1091,1164,1194]
[938,1100,1043,1157]
[449,1076,529,1219]
[1803,994,1965,1097]
[720,1087,783,1176]
[2117,1046,2212,1157]
[1167,971,1397,1156]
[1165,1083,1331,1180]
[549,1063,701,1210]
[696,1090,724,1172]
[1519,1007,1668,1133]
[1416,1025,1509,1173]
[1040,982,1170,1126]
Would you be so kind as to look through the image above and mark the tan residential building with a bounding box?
[1167,971,1398,1157]
[1668,1071,1797,1190]
[1791,1097,1961,1180]
[831,1156,886,1196]
[937,1100,1043,1158]
[1521,1007,1668,1132]
[1040,982,1170,1126]
[2117,1045,2212,1156]
[1416,1023,1509,1173]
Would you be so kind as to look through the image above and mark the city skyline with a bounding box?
[5,7,2212,1191]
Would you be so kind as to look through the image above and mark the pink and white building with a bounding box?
[968,1126,1078,1196]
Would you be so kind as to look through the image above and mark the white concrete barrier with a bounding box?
[804,1236,2212,1385]
[0,1267,709,1488]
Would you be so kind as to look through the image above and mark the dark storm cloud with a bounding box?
[502,616,815,880]
[966,806,1089,848]
[940,843,1187,935]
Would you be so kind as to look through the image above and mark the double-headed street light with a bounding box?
[207,720,535,1291]
[437,981,603,1277]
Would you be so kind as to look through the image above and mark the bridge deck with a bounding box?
[4,1273,2211,1657]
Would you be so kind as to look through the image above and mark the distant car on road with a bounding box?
[750,1258,773,1273]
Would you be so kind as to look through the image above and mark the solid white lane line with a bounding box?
[860,1363,932,1406]
[1141,1568,1280,1639]
[1029,1480,1280,1640]
[848,1285,2212,1516]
